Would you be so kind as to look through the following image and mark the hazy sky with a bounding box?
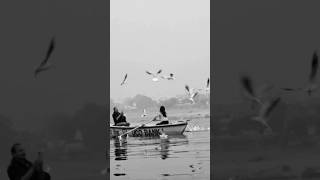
[0,0,107,122]
[110,0,210,102]
[214,0,320,104]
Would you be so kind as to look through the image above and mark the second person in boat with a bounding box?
[152,106,169,125]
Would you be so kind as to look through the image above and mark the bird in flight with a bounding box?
[197,78,211,94]
[120,73,128,86]
[251,97,281,134]
[161,73,175,80]
[185,85,198,104]
[282,50,319,96]
[206,78,210,92]
[141,109,148,117]
[34,37,55,78]
[146,69,162,82]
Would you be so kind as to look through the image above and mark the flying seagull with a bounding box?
[252,97,281,134]
[282,51,319,96]
[141,109,148,117]
[206,78,210,92]
[197,78,211,93]
[34,37,55,78]
[185,85,198,104]
[240,75,263,107]
[161,73,175,80]
[120,73,128,86]
[146,69,162,82]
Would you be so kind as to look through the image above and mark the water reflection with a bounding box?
[157,135,188,160]
[114,137,128,161]
[160,138,170,159]
[112,134,189,161]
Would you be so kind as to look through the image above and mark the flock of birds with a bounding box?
[119,70,210,120]
[239,50,319,135]
[120,71,210,104]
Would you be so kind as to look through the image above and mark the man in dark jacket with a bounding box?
[7,143,50,180]
[112,107,130,126]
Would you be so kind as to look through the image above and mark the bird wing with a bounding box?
[146,71,153,75]
[185,85,190,94]
[191,92,198,98]
[241,76,255,97]
[240,76,263,104]
[261,97,281,118]
[121,74,127,85]
[41,37,55,67]
[157,69,162,75]
[309,51,319,82]
[281,88,296,91]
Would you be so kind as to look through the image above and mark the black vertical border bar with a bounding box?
[106,0,110,180]
[210,0,214,179]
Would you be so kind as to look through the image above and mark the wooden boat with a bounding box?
[110,121,188,138]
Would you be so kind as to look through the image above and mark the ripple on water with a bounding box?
[110,130,210,179]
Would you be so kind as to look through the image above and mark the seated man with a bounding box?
[7,143,51,180]
[112,107,130,126]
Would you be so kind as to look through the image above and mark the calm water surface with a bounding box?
[110,118,210,180]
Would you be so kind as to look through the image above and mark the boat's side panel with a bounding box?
[110,123,187,137]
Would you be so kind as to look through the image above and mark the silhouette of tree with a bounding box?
[159,97,179,108]
[125,94,158,109]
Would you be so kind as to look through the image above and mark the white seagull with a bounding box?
[282,50,319,96]
[120,73,128,86]
[185,85,199,104]
[146,69,162,82]
[160,130,168,139]
[141,109,148,117]
[251,97,281,134]
[161,73,175,80]
[160,133,168,139]
[34,37,55,78]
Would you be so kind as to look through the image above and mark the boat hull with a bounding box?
[110,122,188,137]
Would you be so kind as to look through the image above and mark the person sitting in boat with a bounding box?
[112,107,130,126]
[152,106,169,125]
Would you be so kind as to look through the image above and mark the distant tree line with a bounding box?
[110,93,210,111]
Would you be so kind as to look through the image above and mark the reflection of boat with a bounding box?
[110,121,188,138]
